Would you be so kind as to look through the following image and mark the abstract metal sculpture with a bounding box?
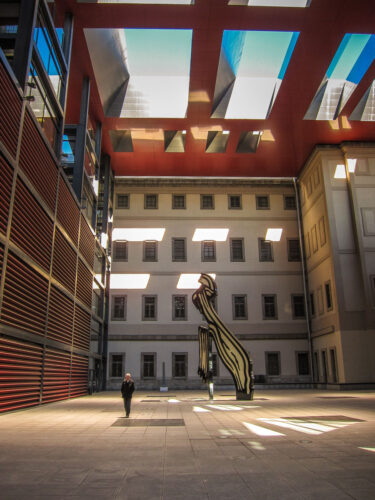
[192,274,254,400]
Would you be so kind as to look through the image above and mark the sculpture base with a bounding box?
[236,390,254,401]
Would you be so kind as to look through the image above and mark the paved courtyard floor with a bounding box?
[0,389,375,499]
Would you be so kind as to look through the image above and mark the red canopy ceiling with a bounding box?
[54,0,375,177]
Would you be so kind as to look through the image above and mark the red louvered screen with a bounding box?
[76,258,93,308]
[47,285,74,346]
[0,155,14,236]
[10,178,53,272]
[57,176,79,246]
[52,228,77,294]
[0,62,22,159]
[70,353,88,397]
[79,215,95,268]
[1,252,48,336]
[19,110,58,212]
[42,348,71,403]
[73,304,90,351]
[0,244,4,280]
[0,337,43,412]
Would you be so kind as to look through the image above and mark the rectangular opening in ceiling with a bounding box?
[305,34,375,121]
[85,28,192,118]
[228,0,310,6]
[212,30,299,119]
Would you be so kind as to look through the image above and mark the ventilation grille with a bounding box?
[47,285,74,346]
[0,337,43,413]
[52,228,77,294]
[70,354,88,397]
[0,62,22,159]
[73,304,90,351]
[19,110,58,212]
[10,178,53,272]
[57,177,79,246]
[0,155,13,236]
[42,348,71,404]
[76,258,93,308]
[79,215,95,268]
[1,252,48,336]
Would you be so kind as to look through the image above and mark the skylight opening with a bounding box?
[110,274,150,289]
[85,28,192,118]
[192,229,229,241]
[305,34,375,121]
[212,30,299,119]
[112,228,166,241]
[228,0,310,6]
[177,274,216,289]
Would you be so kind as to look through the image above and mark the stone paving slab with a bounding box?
[0,389,375,499]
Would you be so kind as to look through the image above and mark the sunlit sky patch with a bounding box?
[213,30,299,119]
[305,34,375,120]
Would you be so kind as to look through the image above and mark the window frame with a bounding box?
[283,194,296,210]
[265,351,281,376]
[141,352,156,379]
[230,238,245,262]
[256,195,270,210]
[172,295,188,321]
[228,194,242,210]
[111,295,127,321]
[143,240,158,262]
[232,294,248,320]
[116,193,129,209]
[324,281,333,311]
[172,237,187,262]
[109,353,125,378]
[112,240,128,262]
[201,240,216,262]
[144,193,158,209]
[258,238,274,262]
[309,291,315,317]
[296,351,310,376]
[142,295,157,321]
[172,194,186,210]
[287,238,301,262]
[262,294,278,320]
[172,352,188,379]
[291,294,306,319]
[200,194,214,210]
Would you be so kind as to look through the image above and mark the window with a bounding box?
[266,352,280,376]
[256,195,270,210]
[371,275,375,306]
[173,353,187,378]
[142,353,156,379]
[113,241,128,261]
[117,194,129,209]
[314,352,320,382]
[262,294,277,320]
[292,294,306,318]
[173,295,187,320]
[143,241,157,262]
[330,348,338,383]
[110,354,124,378]
[311,225,318,253]
[142,295,157,320]
[284,195,296,210]
[111,296,126,320]
[172,194,186,209]
[228,195,242,209]
[317,286,324,315]
[259,238,273,262]
[325,281,333,310]
[144,194,158,209]
[202,241,216,262]
[201,194,214,209]
[287,239,301,262]
[319,216,326,246]
[230,238,244,262]
[233,295,247,320]
[297,352,310,376]
[305,232,311,258]
[310,292,315,317]
[321,350,328,383]
[172,238,187,262]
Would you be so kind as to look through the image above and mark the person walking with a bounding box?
[121,373,135,418]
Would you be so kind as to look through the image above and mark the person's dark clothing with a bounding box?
[121,379,135,417]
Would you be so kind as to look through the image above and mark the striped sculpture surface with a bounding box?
[192,274,254,400]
